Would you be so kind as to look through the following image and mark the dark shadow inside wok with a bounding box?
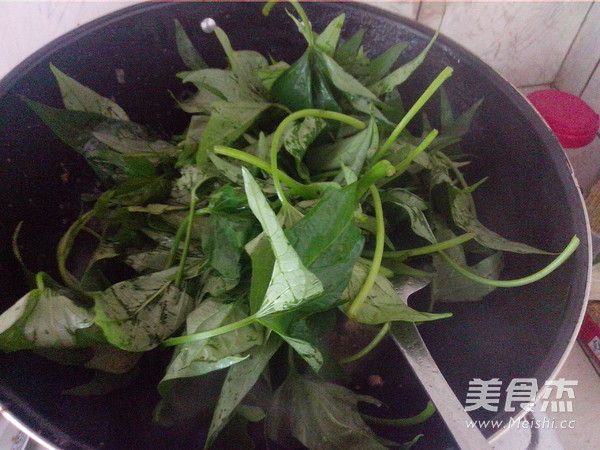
[0,2,589,449]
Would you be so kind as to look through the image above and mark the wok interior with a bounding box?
[0,2,589,449]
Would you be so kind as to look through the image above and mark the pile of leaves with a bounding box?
[0,2,578,448]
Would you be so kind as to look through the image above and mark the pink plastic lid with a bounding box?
[526,89,599,148]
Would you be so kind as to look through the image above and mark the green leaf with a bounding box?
[381,189,437,243]
[283,116,326,180]
[450,186,551,254]
[314,51,387,120]
[286,184,364,314]
[93,268,192,351]
[242,168,323,317]
[246,235,275,315]
[199,101,272,154]
[201,214,254,283]
[50,63,129,120]
[208,153,243,184]
[334,29,365,67]
[316,51,378,101]
[206,335,282,447]
[160,298,262,385]
[174,19,208,70]
[266,371,387,450]
[270,51,313,111]
[256,64,289,91]
[258,186,365,364]
[92,131,178,158]
[432,226,503,302]
[367,42,410,84]
[182,69,259,103]
[340,262,450,324]
[306,117,378,176]
[283,335,324,373]
[24,99,147,183]
[287,310,343,379]
[214,27,269,97]
[0,287,94,352]
[439,87,454,130]
[315,13,345,56]
[438,93,484,139]
[311,66,343,112]
[177,89,221,114]
[369,32,439,96]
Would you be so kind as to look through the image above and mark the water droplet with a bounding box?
[201,17,216,33]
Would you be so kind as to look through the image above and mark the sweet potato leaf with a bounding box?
[369,32,439,96]
[93,268,192,351]
[175,19,208,70]
[450,186,551,254]
[340,261,450,324]
[381,189,437,244]
[270,51,313,111]
[266,371,387,450]
[201,214,255,284]
[160,298,262,385]
[306,117,378,176]
[50,63,129,120]
[315,13,345,56]
[432,227,503,302]
[206,335,282,447]
[283,116,326,181]
[242,168,323,317]
[367,42,410,84]
[0,287,94,352]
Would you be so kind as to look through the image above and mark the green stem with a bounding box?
[57,209,95,289]
[289,0,314,46]
[358,257,395,278]
[371,67,453,164]
[175,182,203,288]
[356,160,396,199]
[165,216,190,269]
[380,129,439,188]
[439,235,580,288]
[270,109,365,205]
[370,233,475,261]
[163,314,258,347]
[347,185,385,319]
[213,145,321,199]
[390,264,435,279]
[35,272,46,291]
[436,151,469,190]
[436,151,477,210]
[362,401,436,427]
[339,322,391,364]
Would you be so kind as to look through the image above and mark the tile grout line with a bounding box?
[415,0,423,22]
[580,58,600,100]
[553,1,594,94]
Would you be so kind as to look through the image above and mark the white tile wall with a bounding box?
[417,1,591,87]
[0,1,135,80]
[369,1,419,20]
[555,2,600,98]
[581,65,600,119]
